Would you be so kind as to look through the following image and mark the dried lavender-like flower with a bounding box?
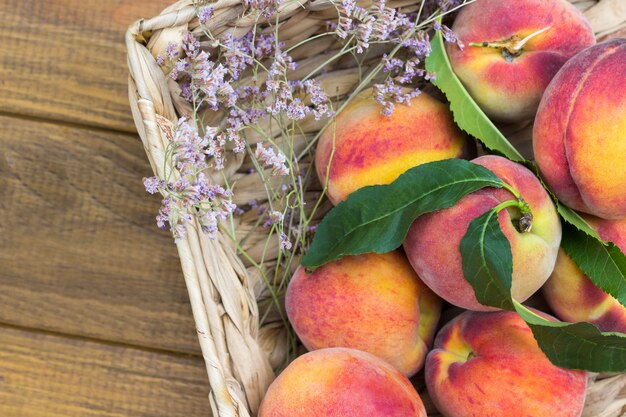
[436,22,465,49]
[170,59,189,80]
[255,143,289,176]
[243,0,282,18]
[182,31,201,59]
[144,176,165,194]
[269,210,284,224]
[157,41,180,65]
[198,6,214,24]
[279,233,292,251]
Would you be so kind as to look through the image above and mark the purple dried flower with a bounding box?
[269,210,284,224]
[339,0,356,16]
[222,32,254,80]
[439,0,463,11]
[157,41,180,65]
[165,42,179,59]
[170,59,189,80]
[144,176,165,194]
[180,82,193,102]
[254,33,278,59]
[382,54,403,73]
[269,51,297,78]
[182,32,201,59]
[200,212,218,237]
[356,17,374,53]
[279,233,292,251]
[286,98,308,120]
[243,0,282,18]
[441,24,464,50]
[372,2,397,40]
[402,30,431,57]
[255,143,289,176]
[198,6,214,24]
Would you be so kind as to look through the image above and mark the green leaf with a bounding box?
[425,24,525,162]
[460,208,514,310]
[301,159,505,268]
[460,210,626,372]
[514,301,626,372]
[561,221,626,308]
[557,204,602,240]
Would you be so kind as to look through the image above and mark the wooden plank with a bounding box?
[0,324,210,417]
[0,114,201,354]
[0,0,173,132]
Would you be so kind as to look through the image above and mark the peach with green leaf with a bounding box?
[425,310,587,417]
[403,155,561,311]
[447,0,595,122]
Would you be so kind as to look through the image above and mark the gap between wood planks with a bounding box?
[0,321,203,359]
[0,110,141,139]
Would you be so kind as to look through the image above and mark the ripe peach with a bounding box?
[534,39,626,219]
[286,251,441,376]
[448,0,595,122]
[315,90,472,205]
[258,348,427,417]
[403,155,561,311]
[425,310,587,417]
[543,216,626,333]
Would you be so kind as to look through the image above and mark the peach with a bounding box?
[403,155,561,311]
[315,90,472,205]
[534,39,626,219]
[425,310,587,417]
[258,348,427,417]
[448,0,595,122]
[543,216,626,333]
[286,251,441,376]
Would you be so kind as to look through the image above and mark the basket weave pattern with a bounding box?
[126,1,626,416]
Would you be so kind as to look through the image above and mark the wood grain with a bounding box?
[0,0,173,132]
[0,114,201,354]
[0,324,210,417]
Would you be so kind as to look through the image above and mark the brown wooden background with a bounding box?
[0,1,212,415]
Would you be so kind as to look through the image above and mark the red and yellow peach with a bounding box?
[258,348,427,417]
[425,310,587,417]
[534,39,626,219]
[315,90,472,205]
[403,155,562,311]
[286,251,441,376]
[543,216,626,333]
[448,0,595,122]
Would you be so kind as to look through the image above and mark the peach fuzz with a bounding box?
[315,90,472,205]
[534,39,626,219]
[425,310,587,417]
[286,251,441,376]
[403,155,561,311]
[448,0,594,122]
[258,348,427,417]
[543,216,626,333]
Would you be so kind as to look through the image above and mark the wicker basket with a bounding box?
[126,1,626,416]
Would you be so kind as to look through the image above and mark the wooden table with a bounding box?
[0,1,211,415]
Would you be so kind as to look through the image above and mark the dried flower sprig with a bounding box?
[143,116,237,240]
[146,0,472,361]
